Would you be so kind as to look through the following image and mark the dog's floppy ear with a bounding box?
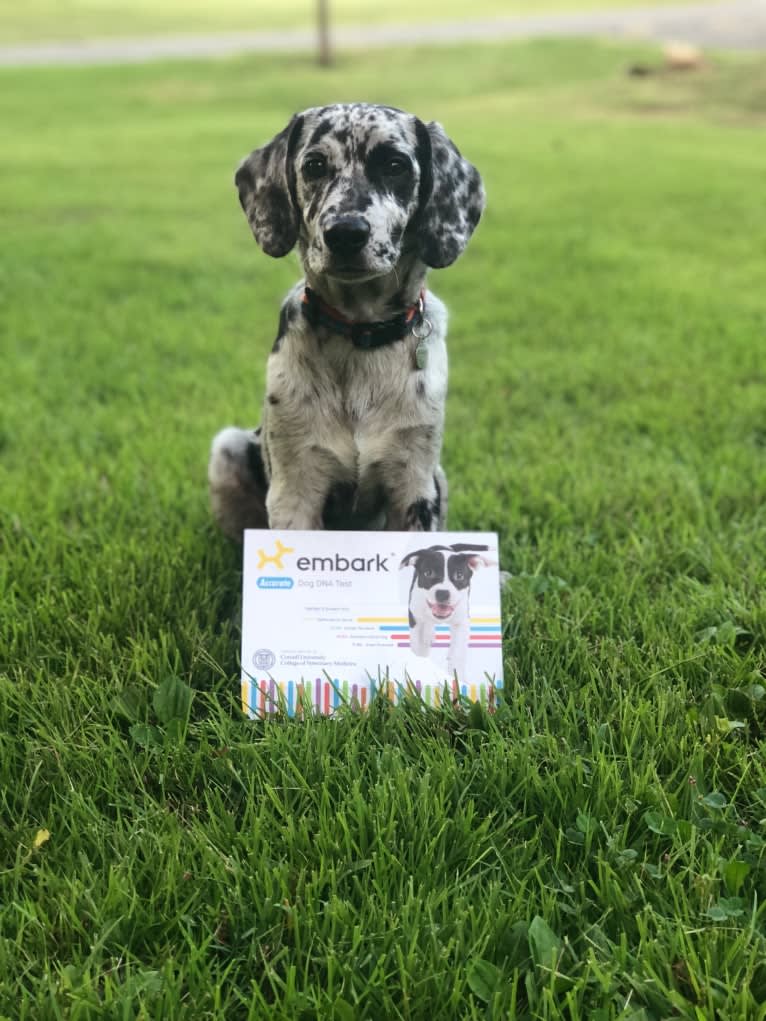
[449,543,496,571]
[466,553,496,570]
[414,119,485,269]
[401,545,448,568]
[401,549,427,569]
[467,555,498,571]
[234,114,304,257]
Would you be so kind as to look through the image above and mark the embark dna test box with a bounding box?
[241,530,504,718]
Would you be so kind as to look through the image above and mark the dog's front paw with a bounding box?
[266,495,323,532]
[399,468,447,531]
[400,497,440,532]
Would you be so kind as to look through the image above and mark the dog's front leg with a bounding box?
[409,617,434,658]
[447,619,470,684]
[380,425,445,532]
[266,475,325,530]
[265,442,351,530]
[359,424,445,532]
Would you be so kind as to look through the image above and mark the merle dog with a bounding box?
[401,543,495,682]
[208,103,485,537]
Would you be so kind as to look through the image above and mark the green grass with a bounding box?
[2,38,766,1020]
[1,0,727,44]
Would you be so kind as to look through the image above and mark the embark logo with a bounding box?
[256,539,295,570]
[296,553,389,573]
[253,538,390,578]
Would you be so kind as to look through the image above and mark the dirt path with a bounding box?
[1,0,763,67]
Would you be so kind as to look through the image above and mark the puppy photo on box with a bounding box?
[399,542,497,684]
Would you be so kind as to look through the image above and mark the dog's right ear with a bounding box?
[234,114,304,258]
[400,549,427,569]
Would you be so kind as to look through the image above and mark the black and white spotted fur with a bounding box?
[208,103,485,537]
[401,544,495,682]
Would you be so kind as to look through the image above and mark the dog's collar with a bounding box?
[301,286,427,350]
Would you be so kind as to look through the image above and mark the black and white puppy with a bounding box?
[401,543,495,682]
[208,103,485,537]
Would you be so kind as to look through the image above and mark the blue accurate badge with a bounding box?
[257,577,294,589]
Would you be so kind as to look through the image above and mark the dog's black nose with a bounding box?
[324,217,370,256]
[434,589,451,604]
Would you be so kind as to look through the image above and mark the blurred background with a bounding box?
[1,0,763,51]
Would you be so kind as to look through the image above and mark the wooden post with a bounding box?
[317,0,331,66]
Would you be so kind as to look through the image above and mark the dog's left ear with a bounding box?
[414,120,485,269]
[234,114,305,258]
[449,544,496,571]
[466,554,496,571]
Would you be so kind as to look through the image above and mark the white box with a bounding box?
[241,530,503,718]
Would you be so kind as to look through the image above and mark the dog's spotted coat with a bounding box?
[208,103,485,537]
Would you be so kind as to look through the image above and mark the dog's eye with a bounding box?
[423,568,435,579]
[303,155,328,180]
[384,155,409,176]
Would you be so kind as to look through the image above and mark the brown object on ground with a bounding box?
[664,42,705,71]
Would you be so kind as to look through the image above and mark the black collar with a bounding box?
[300,286,426,350]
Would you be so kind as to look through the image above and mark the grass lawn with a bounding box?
[1,0,727,44]
[2,38,766,1021]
